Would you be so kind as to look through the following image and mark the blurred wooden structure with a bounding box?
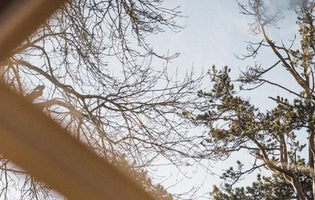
[0,0,154,199]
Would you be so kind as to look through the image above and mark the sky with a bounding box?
[153,0,301,108]
[150,1,248,69]
[146,1,302,199]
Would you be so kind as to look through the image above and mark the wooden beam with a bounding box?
[0,83,155,200]
[0,0,65,60]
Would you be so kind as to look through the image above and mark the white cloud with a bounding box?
[267,0,305,10]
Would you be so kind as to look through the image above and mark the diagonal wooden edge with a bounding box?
[0,83,154,200]
[0,0,65,60]
[0,0,155,199]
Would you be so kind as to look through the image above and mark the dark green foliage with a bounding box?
[197,66,313,199]
[192,1,315,199]
[210,173,306,200]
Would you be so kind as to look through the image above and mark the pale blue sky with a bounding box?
[150,1,249,69]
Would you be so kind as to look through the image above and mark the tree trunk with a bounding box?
[311,137,315,200]
[313,165,315,200]
[306,92,315,200]
[308,109,315,200]
[292,176,308,200]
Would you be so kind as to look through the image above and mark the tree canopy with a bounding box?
[191,0,315,199]
[0,0,202,199]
